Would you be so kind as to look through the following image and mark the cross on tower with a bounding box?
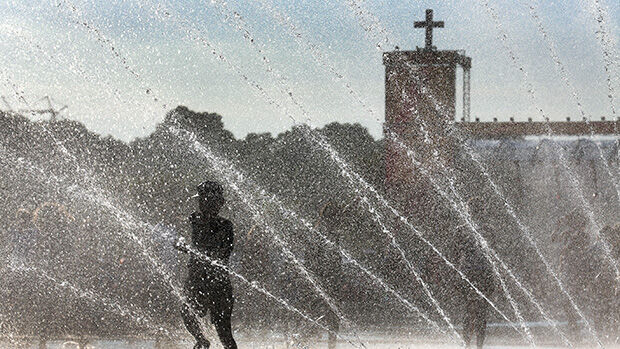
[414,9,444,51]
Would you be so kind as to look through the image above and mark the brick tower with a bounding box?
[384,9,471,221]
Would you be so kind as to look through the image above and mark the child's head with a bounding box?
[196,181,225,216]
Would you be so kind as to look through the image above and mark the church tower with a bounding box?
[384,9,471,217]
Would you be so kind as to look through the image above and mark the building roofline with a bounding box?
[458,120,619,138]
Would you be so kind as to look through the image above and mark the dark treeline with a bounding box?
[1,107,618,342]
[0,106,400,338]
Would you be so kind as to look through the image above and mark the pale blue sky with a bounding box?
[0,0,618,141]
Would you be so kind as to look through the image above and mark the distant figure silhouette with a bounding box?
[458,239,495,349]
[608,224,620,337]
[458,197,498,349]
[175,181,237,349]
[314,200,347,349]
[599,223,620,339]
[553,210,597,344]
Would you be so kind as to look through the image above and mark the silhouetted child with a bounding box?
[175,181,237,349]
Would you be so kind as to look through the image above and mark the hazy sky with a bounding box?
[0,0,618,141]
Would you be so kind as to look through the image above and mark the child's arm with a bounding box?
[173,212,197,254]
[174,236,190,253]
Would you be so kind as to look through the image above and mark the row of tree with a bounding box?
[1,106,618,342]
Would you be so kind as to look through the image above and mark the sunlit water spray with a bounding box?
[176,242,347,345]
[164,127,354,335]
[386,75,575,346]
[387,43,603,348]
[382,126,537,346]
[246,5,594,344]
[410,9,614,343]
[522,0,620,201]
[342,2,613,345]
[135,3,471,342]
[234,4,580,342]
[342,0,395,51]
[4,7,588,348]
[1,11,340,341]
[22,9,450,345]
[170,123,462,345]
[167,105,572,342]
[294,121,538,344]
[284,5,532,342]
[0,145,225,345]
[2,0,616,344]
[3,5,498,348]
[583,0,620,166]
[0,144,220,343]
[7,3,584,342]
[168,124,460,342]
[476,0,620,289]
[0,304,20,345]
[2,6,372,346]
[0,143,359,347]
[387,70,597,346]
[386,70,603,344]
